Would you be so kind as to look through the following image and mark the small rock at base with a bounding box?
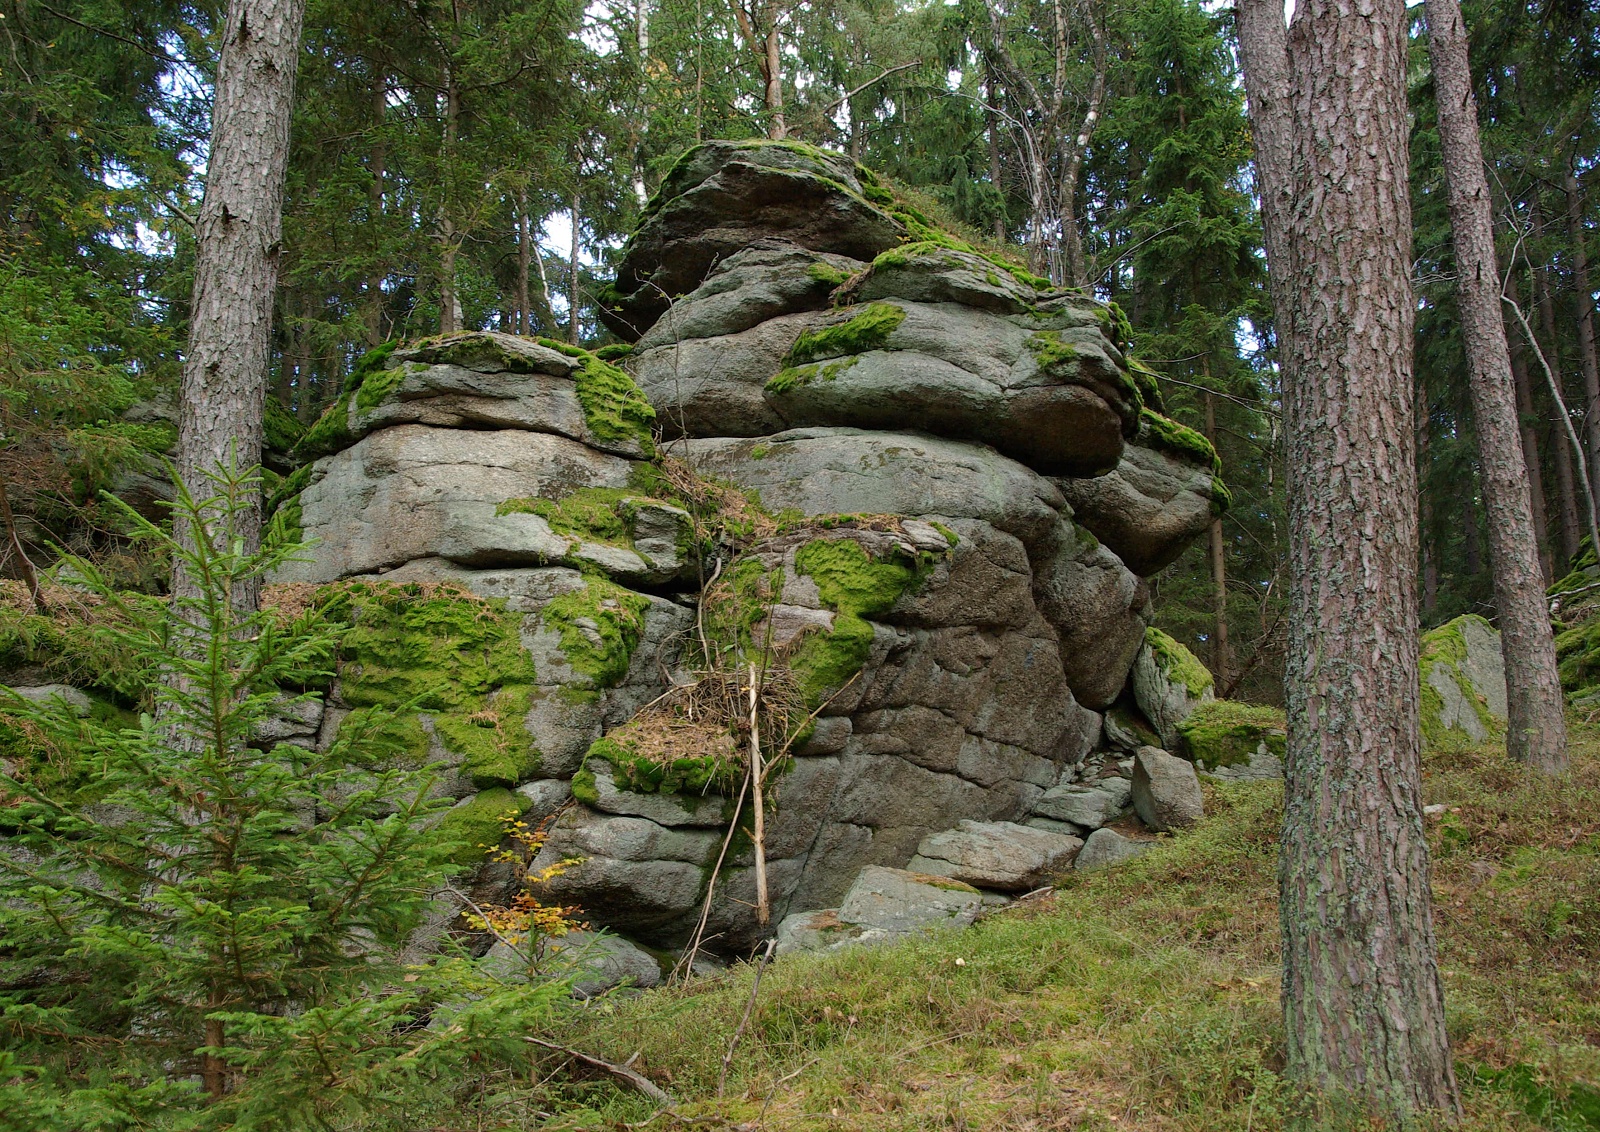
[1075,827,1150,870]
[1131,746,1204,832]
[836,865,984,935]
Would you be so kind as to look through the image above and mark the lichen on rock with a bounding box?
[1420,614,1507,745]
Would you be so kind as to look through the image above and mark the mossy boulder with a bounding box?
[1176,700,1286,780]
[435,786,528,867]
[1420,614,1507,745]
[599,139,909,337]
[1131,627,1216,749]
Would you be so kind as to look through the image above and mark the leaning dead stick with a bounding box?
[526,1037,673,1106]
[671,762,753,983]
[716,937,779,1098]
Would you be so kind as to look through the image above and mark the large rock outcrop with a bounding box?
[257,140,1227,960]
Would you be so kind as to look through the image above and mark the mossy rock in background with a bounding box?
[1420,614,1506,746]
[1131,627,1215,750]
[1177,700,1285,780]
[435,786,528,867]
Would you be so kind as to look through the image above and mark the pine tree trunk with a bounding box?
[365,76,387,346]
[1204,387,1231,684]
[762,19,785,139]
[985,70,1007,243]
[568,192,582,345]
[1241,0,1461,1115]
[1426,0,1567,769]
[1566,169,1600,508]
[516,186,532,335]
[1509,339,1554,581]
[175,0,306,613]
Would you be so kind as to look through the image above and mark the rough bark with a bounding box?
[1204,387,1231,684]
[175,0,306,612]
[516,186,532,335]
[1567,170,1600,507]
[1427,0,1567,770]
[1508,337,1554,581]
[1239,0,1461,1115]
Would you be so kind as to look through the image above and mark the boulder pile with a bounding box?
[9,141,1248,979]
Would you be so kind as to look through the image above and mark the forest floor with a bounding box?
[522,727,1600,1131]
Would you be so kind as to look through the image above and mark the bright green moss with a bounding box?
[870,238,1051,293]
[1557,617,1600,699]
[1140,409,1222,475]
[293,341,398,462]
[928,521,959,548]
[1103,301,1135,351]
[751,445,772,460]
[570,765,600,805]
[786,538,937,704]
[1210,476,1233,516]
[1145,626,1215,700]
[322,582,536,712]
[435,685,540,788]
[1027,329,1080,370]
[765,357,858,395]
[264,398,305,453]
[574,355,656,454]
[436,787,527,867]
[318,582,538,778]
[338,706,432,767]
[594,342,634,361]
[353,365,407,412]
[785,303,906,367]
[495,487,652,546]
[586,735,742,797]
[1127,357,1166,414]
[1176,700,1285,769]
[807,261,855,288]
[702,557,780,659]
[540,577,650,688]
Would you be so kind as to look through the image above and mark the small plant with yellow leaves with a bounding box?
[464,811,586,960]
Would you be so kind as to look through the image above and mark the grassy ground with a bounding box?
[513,727,1600,1131]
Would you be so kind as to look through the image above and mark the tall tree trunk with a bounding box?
[1427,0,1566,769]
[1567,169,1600,506]
[1419,401,1440,614]
[1510,342,1554,582]
[437,74,462,335]
[1240,0,1461,1116]
[175,0,306,615]
[365,75,387,346]
[568,193,581,345]
[985,69,1007,243]
[1204,385,1231,684]
[762,20,784,139]
[1531,304,1585,565]
[516,186,532,336]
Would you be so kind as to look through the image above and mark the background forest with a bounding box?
[1,0,1598,698]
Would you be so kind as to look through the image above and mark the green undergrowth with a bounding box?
[537,731,1600,1131]
[293,340,399,461]
[1145,625,1215,700]
[784,302,906,368]
[1178,699,1286,769]
[540,576,650,688]
[318,581,539,787]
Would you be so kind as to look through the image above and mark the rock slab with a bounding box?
[1131,746,1204,832]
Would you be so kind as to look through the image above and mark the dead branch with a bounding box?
[717,938,778,1097]
[525,1037,673,1106]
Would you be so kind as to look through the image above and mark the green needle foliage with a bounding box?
[0,467,563,1130]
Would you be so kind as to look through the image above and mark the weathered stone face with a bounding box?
[245,141,1226,961]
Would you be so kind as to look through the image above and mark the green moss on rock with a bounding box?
[1145,627,1215,700]
[586,736,742,797]
[787,537,934,704]
[435,685,540,788]
[541,577,650,688]
[1557,617,1600,701]
[1140,408,1222,475]
[573,354,657,455]
[765,357,858,394]
[806,261,855,288]
[786,303,906,367]
[495,487,670,548]
[1026,329,1080,370]
[1176,700,1285,769]
[1420,614,1503,746]
[436,787,527,867]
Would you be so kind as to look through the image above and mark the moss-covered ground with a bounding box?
[522,727,1600,1131]
[1178,700,1287,769]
